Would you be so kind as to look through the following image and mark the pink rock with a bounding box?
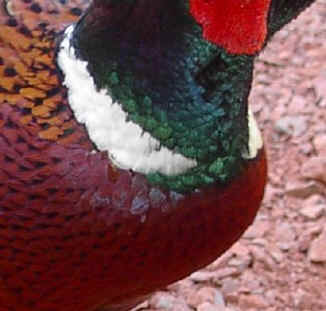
[168,279,194,292]
[313,134,326,156]
[299,142,314,155]
[301,156,326,184]
[186,287,223,308]
[189,271,216,283]
[305,223,323,236]
[293,289,313,309]
[226,243,252,272]
[150,292,190,311]
[313,71,326,103]
[213,267,239,280]
[243,220,270,239]
[298,234,312,253]
[197,302,224,311]
[275,115,308,136]
[266,244,284,263]
[249,245,275,271]
[231,243,251,257]
[285,180,322,198]
[300,195,325,219]
[274,222,297,251]
[308,231,326,263]
[150,292,175,309]
[221,278,240,295]
[263,184,281,206]
[239,294,269,309]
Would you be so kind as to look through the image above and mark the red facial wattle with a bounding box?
[189,0,272,55]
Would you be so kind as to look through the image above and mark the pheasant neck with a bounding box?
[60,0,261,192]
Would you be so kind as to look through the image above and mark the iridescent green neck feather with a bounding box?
[70,0,255,192]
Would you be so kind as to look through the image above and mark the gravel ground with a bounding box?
[135,1,326,311]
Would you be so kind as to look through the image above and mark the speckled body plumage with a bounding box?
[0,0,315,310]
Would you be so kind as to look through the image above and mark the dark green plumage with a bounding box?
[72,1,254,192]
[70,0,315,192]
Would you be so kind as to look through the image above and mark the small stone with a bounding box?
[168,279,194,292]
[298,234,312,253]
[274,222,297,251]
[225,244,252,271]
[150,292,175,309]
[262,185,281,207]
[298,224,323,253]
[265,289,277,305]
[285,180,322,198]
[150,292,190,311]
[266,244,284,263]
[240,271,262,294]
[213,267,239,280]
[239,294,269,309]
[249,245,275,271]
[243,220,270,239]
[213,290,226,308]
[221,278,240,295]
[227,257,251,272]
[301,157,326,184]
[173,301,192,311]
[313,134,326,156]
[308,231,326,263]
[210,251,234,269]
[299,142,314,155]
[300,195,325,219]
[190,271,216,282]
[251,238,268,247]
[187,287,224,308]
[231,243,251,257]
[275,115,307,136]
[305,223,323,236]
[288,95,307,114]
[313,71,326,102]
[197,302,224,311]
[224,292,238,304]
[293,288,314,309]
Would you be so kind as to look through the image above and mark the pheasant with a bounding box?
[0,0,315,310]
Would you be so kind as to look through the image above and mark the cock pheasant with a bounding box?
[0,0,316,310]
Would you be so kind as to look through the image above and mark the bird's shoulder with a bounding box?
[0,0,91,145]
